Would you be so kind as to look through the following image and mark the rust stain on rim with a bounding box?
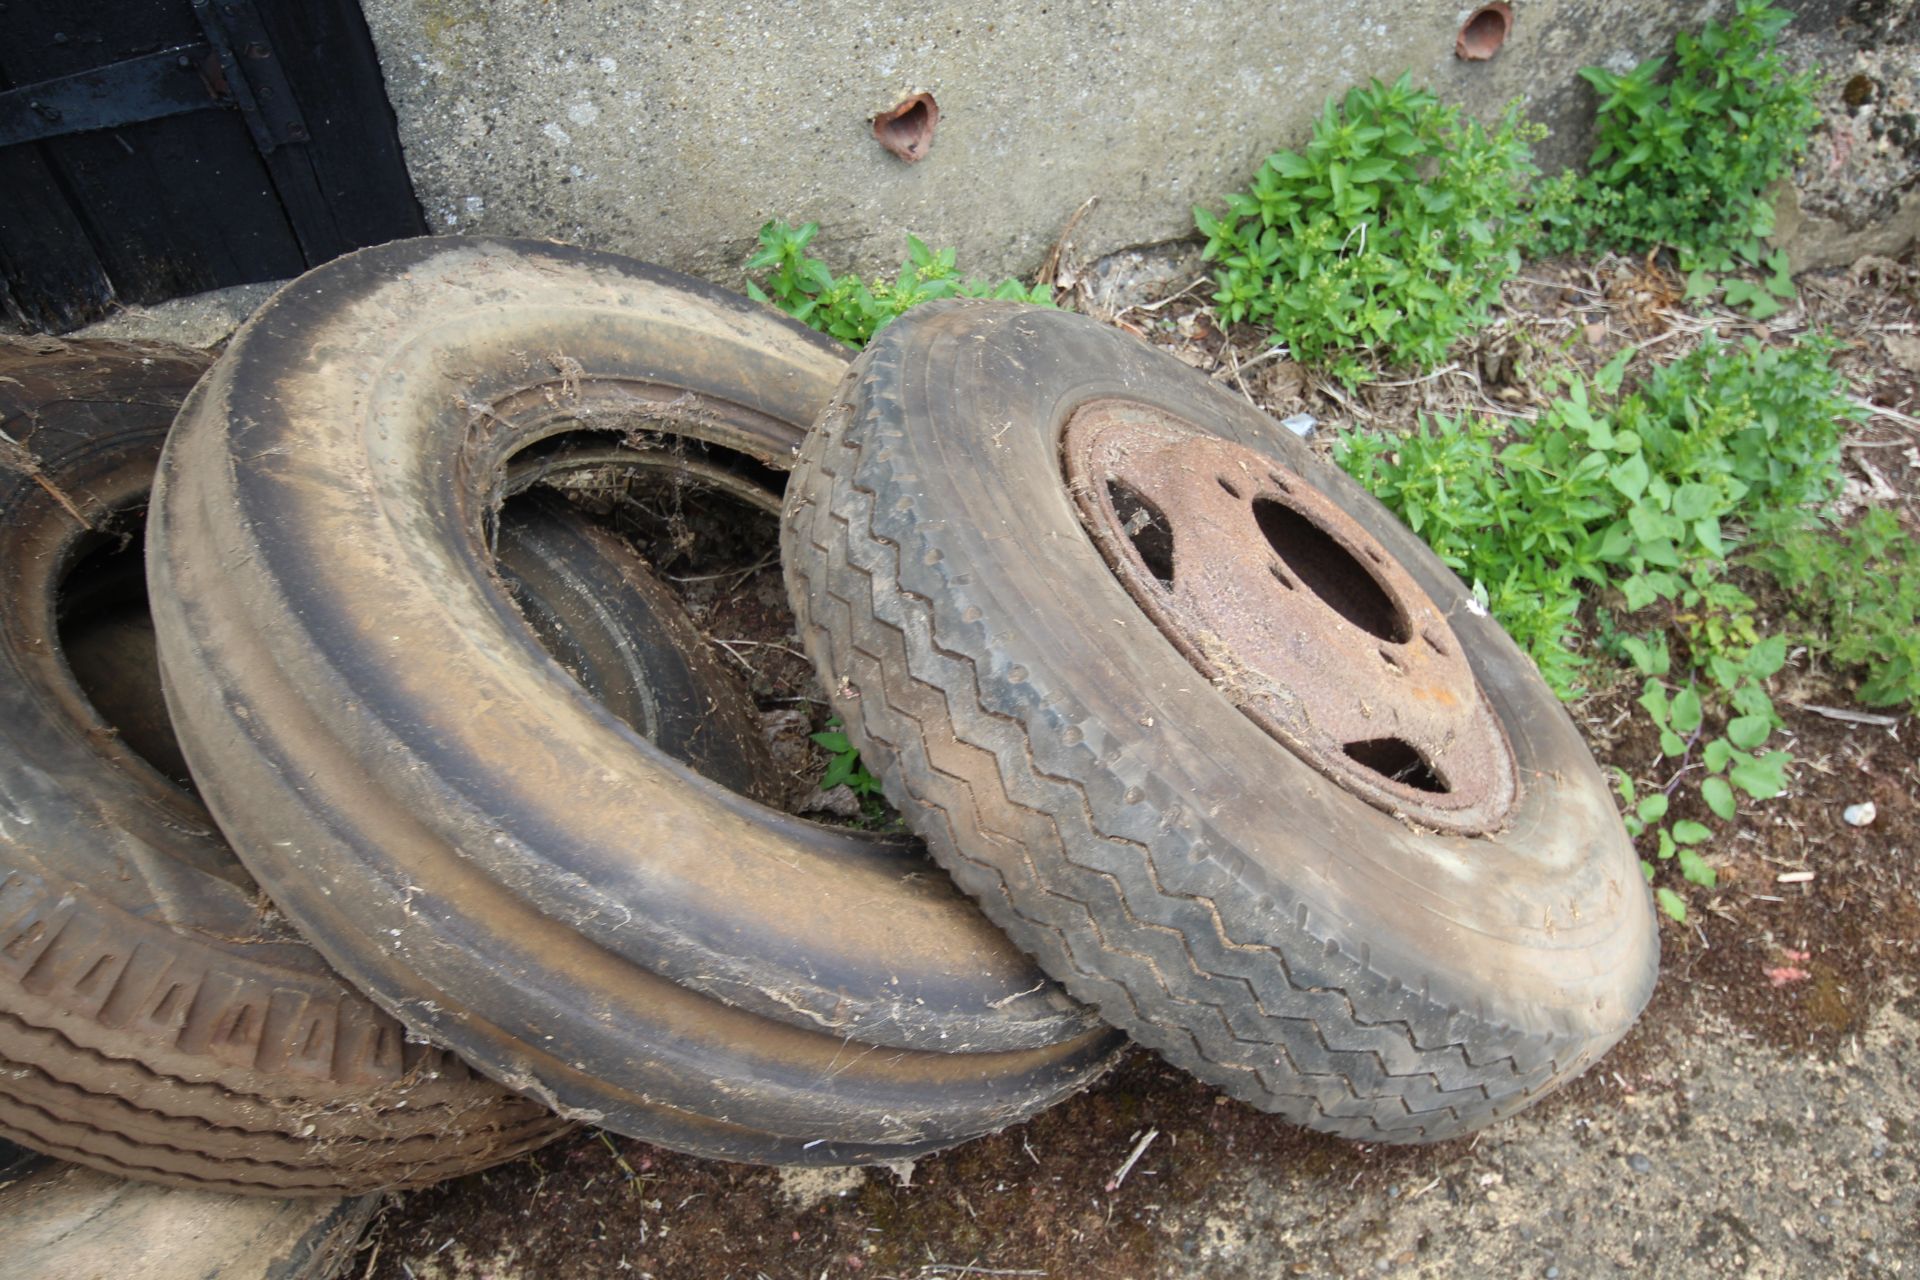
[1064,399,1518,836]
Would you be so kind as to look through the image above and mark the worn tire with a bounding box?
[147,239,1118,1164]
[0,337,573,1195]
[782,301,1659,1142]
[0,1159,379,1280]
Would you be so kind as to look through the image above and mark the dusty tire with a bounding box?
[147,239,1118,1164]
[0,337,568,1195]
[0,1160,379,1280]
[782,301,1659,1142]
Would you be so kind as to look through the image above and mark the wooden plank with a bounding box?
[41,116,307,304]
[0,0,302,315]
[254,0,425,255]
[0,13,118,330]
[0,147,116,332]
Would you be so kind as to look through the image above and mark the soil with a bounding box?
[79,244,1920,1278]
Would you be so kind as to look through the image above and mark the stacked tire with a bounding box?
[138,239,1119,1171]
[0,337,561,1195]
[3,234,1656,1211]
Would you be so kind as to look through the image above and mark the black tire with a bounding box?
[493,494,775,801]
[147,239,1118,1164]
[782,301,1659,1142]
[0,1159,379,1280]
[0,336,570,1195]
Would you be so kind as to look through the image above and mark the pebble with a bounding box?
[1627,1153,1653,1173]
[1843,801,1876,827]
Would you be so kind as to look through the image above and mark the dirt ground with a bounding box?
[332,244,1920,1280]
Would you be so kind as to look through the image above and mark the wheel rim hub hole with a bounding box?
[1342,738,1450,794]
[1108,477,1176,586]
[1253,498,1409,642]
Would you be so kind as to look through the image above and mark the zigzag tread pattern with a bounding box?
[781,341,1633,1143]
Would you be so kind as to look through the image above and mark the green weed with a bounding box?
[1749,507,1920,709]
[1537,0,1820,276]
[1339,334,1858,918]
[1194,74,1540,386]
[745,221,1050,348]
[810,718,881,797]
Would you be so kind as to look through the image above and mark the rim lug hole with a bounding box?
[1380,648,1402,670]
[1268,563,1295,590]
[1422,629,1449,656]
[1217,475,1244,500]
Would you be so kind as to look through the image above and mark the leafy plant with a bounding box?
[1537,0,1821,272]
[1194,74,1541,385]
[745,221,1051,348]
[1621,628,1790,824]
[1714,249,1799,319]
[1749,507,1920,708]
[810,718,881,797]
[1339,333,1858,919]
[1600,334,1854,613]
[1613,765,1712,923]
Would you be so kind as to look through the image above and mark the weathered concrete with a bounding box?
[73,281,282,349]
[1146,989,1920,1279]
[361,0,1776,284]
[1776,9,1920,271]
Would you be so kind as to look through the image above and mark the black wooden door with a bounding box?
[0,0,425,332]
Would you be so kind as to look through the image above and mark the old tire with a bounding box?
[148,239,1117,1164]
[782,301,1659,1142]
[0,337,566,1194]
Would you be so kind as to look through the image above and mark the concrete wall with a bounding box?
[358,1,1852,284]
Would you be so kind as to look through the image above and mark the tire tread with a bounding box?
[783,340,1617,1142]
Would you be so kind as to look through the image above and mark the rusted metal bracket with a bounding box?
[191,0,312,152]
[0,0,309,153]
[0,45,220,149]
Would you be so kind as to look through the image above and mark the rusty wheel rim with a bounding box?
[1064,399,1518,835]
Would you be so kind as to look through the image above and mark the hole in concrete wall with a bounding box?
[1455,3,1512,60]
[873,93,938,163]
